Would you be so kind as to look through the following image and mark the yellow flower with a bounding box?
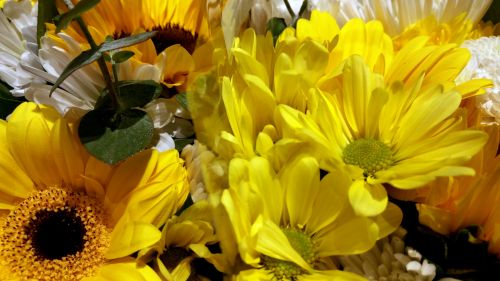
[391,124,500,257]
[393,13,496,50]
[276,55,488,217]
[137,201,220,281]
[294,11,492,98]
[50,0,210,91]
[0,102,189,280]
[219,155,401,280]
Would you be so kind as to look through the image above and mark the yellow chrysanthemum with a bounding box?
[290,11,492,98]
[390,124,500,257]
[0,102,189,280]
[137,201,220,281]
[276,55,488,217]
[218,155,401,280]
[189,12,490,171]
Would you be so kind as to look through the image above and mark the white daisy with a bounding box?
[456,36,500,124]
[0,0,43,91]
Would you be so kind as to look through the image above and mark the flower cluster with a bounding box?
[0,0,498,280]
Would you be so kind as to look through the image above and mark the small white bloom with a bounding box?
[339,227,439,281]
[457,36,500,124]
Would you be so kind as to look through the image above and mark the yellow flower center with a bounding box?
[0,188,111,281]
[262,228,316,280]
[343,138,393,176]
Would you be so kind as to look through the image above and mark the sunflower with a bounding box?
[57,0,210,90]
[218,155,401,280]
[0,102,189,280]
[276,55,488,217]
[21,0,216,149]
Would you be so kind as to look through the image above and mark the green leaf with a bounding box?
[116,80,162,110]
[78,108,154,164]
[100,31,157,52]
[55,0,101,33]
[0,82,24,119]
[266,18,287,45]
[175,92,188,110]
[112,50,135,64]
[37,0,58,48]
[49,47,102,95]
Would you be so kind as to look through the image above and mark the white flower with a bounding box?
[456,36,500,124]
[21,27,192,151]
[339,228,439,281]
[181,140,211,202]
[312,0,492,36]
[0,0,43,91]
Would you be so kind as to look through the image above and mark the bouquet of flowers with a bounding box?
[0,0,498,280]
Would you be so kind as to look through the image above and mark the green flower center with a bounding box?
[343,138,393,176]
[262,228,316,280]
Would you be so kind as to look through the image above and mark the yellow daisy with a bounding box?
[219,155,401,280]
[292,11,492,98]
[276,55,488,217]
[0,102,189,280]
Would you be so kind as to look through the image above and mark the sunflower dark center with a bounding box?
[152,24,198,54]
[25,208,86,260]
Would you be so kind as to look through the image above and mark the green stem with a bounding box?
[75,17,119,109]
[283,0,296,18]
[291,0,308,27]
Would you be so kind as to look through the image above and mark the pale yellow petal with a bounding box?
[348,180,388,217]
[283,157,320,229]
[316,217,378,256]
[105,149,158,207]
[256,219,313,272]
[0,120,33,203]
[83,258,161,281]
[106,219,161,259]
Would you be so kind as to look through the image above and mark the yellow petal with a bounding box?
[106,219,161,259]
[348,180,388,217]
[83,257,161,281]
[256,219,313,272]
[51,118,86,188]
[157,45,194,88]
[316,217,378,256]
[372,202,403,239]
[283,157,320,229]
[124,181,182,227]
[105,149,158,207]
[7,103,62,187]
[305,170,348,233]
[0,120,33,202]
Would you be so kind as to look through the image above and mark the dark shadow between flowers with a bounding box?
[390,198,499,281]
